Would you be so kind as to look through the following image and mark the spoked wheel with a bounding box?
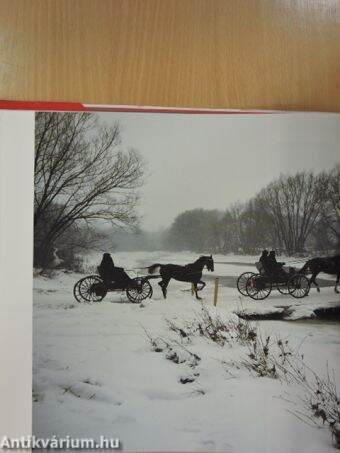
[288,275,310,299]
[277,282,290,295]
[126,278,153,303]
[73,275,107,303]
[246,274,272,300]
[237,272,255,296]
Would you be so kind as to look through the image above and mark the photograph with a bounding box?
[32,110,340,452]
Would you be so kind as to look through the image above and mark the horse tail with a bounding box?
[148,263,162,274]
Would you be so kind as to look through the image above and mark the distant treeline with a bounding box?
[163,166,339,256]
[107,229,166,252]
[110,166,339,257]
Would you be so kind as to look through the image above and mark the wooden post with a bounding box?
[213,278,219,306]
[191,283,195,296]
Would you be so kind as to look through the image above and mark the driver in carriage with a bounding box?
[268,250,286,274]
[98,253,133,289]
[258,250,287,279]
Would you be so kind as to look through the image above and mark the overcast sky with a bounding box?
[97,112,340,231]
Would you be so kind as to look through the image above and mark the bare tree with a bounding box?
[239,199,279,254]
[221,203,244,254]
[320,165,340,246]
[34,112,144,266]
[258,172,324,255]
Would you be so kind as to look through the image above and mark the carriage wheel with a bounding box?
[246,274,272,300]
[288,275,310,298]
[277,282,290,295]
[237,272,255,296]
[126,278,153,303]
[73,275,107,303]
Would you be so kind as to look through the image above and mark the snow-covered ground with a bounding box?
[33,251,340,452]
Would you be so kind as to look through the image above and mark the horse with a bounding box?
[147,255,214,300]
[299,254,340,293]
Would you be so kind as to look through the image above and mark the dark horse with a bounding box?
[148,255,214,300]
[300,254,340,293]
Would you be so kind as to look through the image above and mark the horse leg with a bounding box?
[197,280,206,291]
[158,279,166,297]
[159,278,170,299]
[335,274,340,293]
[310,272,320,292]
[193,283,202,300]
[158,269,168,299]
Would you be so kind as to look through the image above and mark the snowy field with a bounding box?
[33,251,340,452]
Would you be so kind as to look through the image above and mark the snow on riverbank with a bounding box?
[33,251,340,452]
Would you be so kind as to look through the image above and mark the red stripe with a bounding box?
[0,99,278,114]
[0,100,87,111]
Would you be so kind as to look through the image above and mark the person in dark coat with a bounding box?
[268,250,285,267]
[259,250,269,274]
[267,250,286,277]
[259,250,268,264]
[98,253,132,288]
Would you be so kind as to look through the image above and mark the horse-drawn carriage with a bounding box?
[73,273,154,303]
[73,255,214,303]
[237,262,310,300]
